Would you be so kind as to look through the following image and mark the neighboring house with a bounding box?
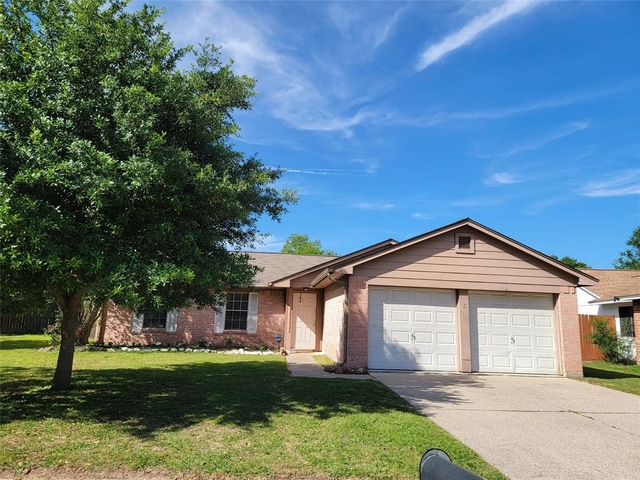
[98,218,599,376]
[577,269,640,363]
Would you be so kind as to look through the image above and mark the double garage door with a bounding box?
[368,287,558,374]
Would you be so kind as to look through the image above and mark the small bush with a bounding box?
[43,321,61,345]
[590,318,619,362]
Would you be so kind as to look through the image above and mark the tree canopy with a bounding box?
[549,255,591,269]
[281,234,337,256]
[0,0,295,389]
[614,226,640,269]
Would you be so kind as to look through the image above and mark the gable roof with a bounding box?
[579,269,640,303]
[247,252,338,287]
[288,218,598,287]
[268,238,398,288]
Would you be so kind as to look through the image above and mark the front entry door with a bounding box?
[293,292,317,350]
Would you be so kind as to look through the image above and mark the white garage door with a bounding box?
[470,292,557,375]
[368,287,457,371]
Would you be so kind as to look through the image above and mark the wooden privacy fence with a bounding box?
[0,305,58,334]
[579,314,615,361]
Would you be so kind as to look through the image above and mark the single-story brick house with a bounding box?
[577,269,640,363]
[97,218,599,376]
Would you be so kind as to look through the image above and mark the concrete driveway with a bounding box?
[371,372,640,480]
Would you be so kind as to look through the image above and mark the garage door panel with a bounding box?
[390,309,410,323]
[515,356,534,369]
[414,332,433,344]
[471,291,557,375]
[513,315,531,327]
[437,332,456,345]
[513,336,532,347]
[369,287,457,371]
[389,330,411,344]
[436,311,455,324]
[437,353,457,367]
[391,290,411,303]
[537,358,556,370]
[536,336,554,348]
[535,315,553,328]
[414,311,433,323]
[493,355,511,368]
[491,334,510,347]
[490,314,509,326]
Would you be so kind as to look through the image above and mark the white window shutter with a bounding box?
[166,309,179,332]
[131,312,144,333]
[247,292,258,334]
[214,304,226,333]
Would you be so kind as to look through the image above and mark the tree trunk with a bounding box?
[51,290,85,391]
[78,301,102,345]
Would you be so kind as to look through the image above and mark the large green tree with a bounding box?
[281,233,337,256]
[549,255,591,269]
[614,226,640,269]
[0,0,295,389]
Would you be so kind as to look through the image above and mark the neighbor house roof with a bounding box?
[580,269,640,303]
[247,252,338,287]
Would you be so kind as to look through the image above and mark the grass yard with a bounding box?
[1,335,505,480]
[582,361,640,396]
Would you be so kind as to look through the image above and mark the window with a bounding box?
[131,309,178,333]
[225,292,249,330]
[619,306,635,337]
[143,311,167,329]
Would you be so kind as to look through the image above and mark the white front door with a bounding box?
[470,292,557,374]
[293,292,317,350]
[368,287,458,371]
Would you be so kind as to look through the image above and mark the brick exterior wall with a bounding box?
[322,282,346,363]
[101,290,286,349]
[345,275,369,368]
[557,289,583,376]
[634,299,640,364]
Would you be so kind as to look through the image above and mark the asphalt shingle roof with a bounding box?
[247,252,338,287]
[580,269,640,301]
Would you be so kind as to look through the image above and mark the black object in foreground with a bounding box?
[420,449,484,480]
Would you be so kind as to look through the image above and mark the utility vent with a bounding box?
[455,233,475,254]
[458,236,471,249]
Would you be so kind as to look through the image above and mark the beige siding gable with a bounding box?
[355,228,577,294]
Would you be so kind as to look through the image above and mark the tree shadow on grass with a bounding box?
[1,358,429,439]
[583,365,640,380]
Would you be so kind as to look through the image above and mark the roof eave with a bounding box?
[589,294,640,305]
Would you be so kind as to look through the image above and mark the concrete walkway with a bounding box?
[286,353,372,380]
[372,372,640,480]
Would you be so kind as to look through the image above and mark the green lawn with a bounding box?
[1,335,505,479]
[582,361,640,396]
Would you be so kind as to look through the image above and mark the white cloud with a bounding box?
[374,83,629,128]
[416,0,542,71]
[485,172,523,186]
[412,212,434,220]
[354,202,396,211]
[479,121,590,159]
[285,168,375,177]
[164,1,375,135]
[577,170,640,197]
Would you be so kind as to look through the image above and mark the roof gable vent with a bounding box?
[455,233,475,254]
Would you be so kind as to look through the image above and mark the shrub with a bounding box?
[590,318,619,362]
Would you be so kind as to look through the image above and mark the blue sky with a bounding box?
[140,0,638,268]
